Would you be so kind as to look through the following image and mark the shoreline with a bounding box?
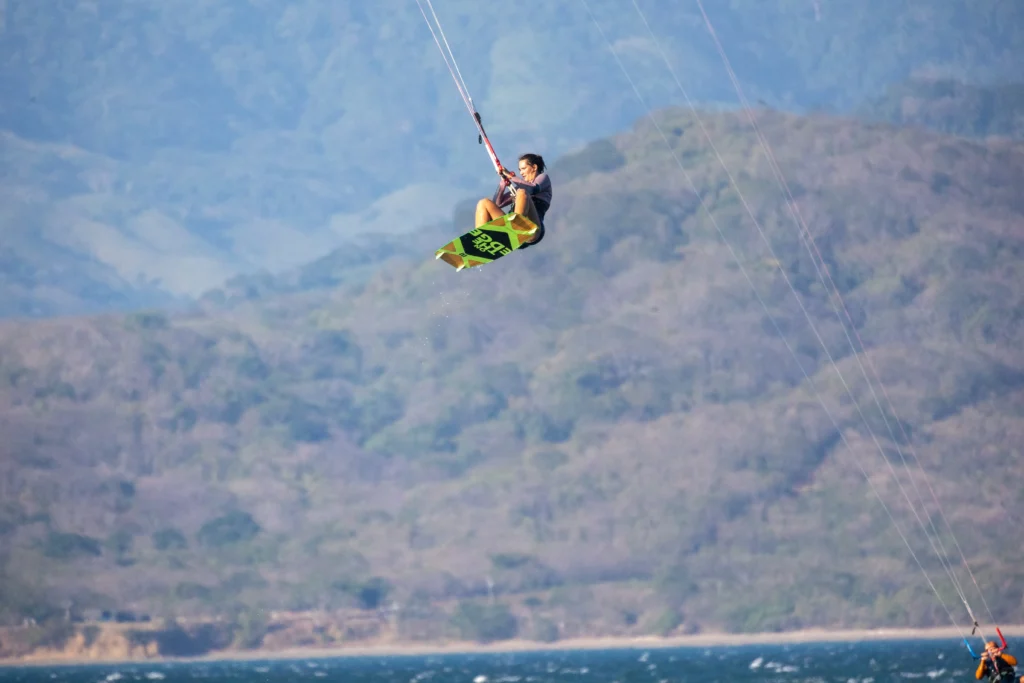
[5,625,1023,668]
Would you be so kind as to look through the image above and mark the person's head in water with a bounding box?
[517,153,545,182]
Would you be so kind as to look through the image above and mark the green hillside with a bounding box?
[1,107,1023,648]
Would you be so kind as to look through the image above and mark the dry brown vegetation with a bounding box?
[2,107,1024,652]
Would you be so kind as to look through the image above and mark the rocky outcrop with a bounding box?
[1,621,235,663]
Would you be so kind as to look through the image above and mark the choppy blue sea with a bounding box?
[0,641,978,683]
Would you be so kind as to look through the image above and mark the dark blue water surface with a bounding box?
[0,640,977,683]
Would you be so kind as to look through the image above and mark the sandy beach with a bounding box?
[6,625,1024,668]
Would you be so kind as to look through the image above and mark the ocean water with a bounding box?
[0,640,977,683]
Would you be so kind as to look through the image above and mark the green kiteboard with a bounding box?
[435,212,538,271]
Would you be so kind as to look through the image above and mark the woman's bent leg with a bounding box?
[514,189,542,243]
[475,198,505,227]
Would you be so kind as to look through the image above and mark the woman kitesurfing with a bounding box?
[478,153,552,249]
[416,0,552,270]
[976,642,1017,683]
[967,630,1020,683]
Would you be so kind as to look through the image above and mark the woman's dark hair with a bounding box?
[519,153,545,173]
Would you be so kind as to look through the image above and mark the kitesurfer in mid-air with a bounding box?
[474,153,552,248]
[976,641,1018,683]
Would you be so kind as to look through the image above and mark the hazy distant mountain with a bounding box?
[859,78,1024,139]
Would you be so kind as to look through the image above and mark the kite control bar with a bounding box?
[965,627,1008,660]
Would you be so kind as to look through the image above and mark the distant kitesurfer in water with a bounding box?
[474,153,552,248]
[976,641,1018,683]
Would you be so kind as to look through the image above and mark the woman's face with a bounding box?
[518,159,538,182]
